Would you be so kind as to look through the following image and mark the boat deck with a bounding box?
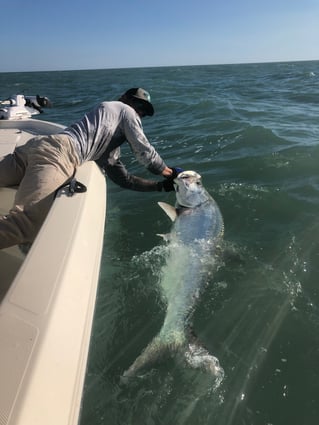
[0,128,33,155]
[0,118,64,155]
[0,188,25,301]
[0,246,24,300]
[0,119,66,299]
[0,116,106,425]
[0,124,48,301]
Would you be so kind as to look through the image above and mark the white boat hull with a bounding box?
[0,112,106,425]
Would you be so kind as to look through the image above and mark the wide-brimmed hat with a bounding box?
[124,88,154,116]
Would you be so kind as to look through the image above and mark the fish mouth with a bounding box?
[174,170,203,192]
[174,170,202,188]
[173,171,206,208]
[176,170,201,181]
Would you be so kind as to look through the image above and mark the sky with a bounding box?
[1,0,318,72]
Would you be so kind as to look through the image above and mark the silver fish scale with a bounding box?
[174,199,223,247]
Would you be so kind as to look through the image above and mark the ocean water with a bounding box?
[1,61,319,424]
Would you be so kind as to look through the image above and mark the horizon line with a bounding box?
[1,58,318,74]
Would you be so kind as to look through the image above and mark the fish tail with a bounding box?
[122,330,186,380]
[184,340,224,379]
[122,332,224,382]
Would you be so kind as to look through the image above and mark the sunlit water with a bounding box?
[1,61,319,424]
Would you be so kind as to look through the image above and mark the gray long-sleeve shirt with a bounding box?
[61,101,166,176]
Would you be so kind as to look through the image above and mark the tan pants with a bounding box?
[0,134,80,249]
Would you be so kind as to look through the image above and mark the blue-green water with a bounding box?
[1,61,319,424]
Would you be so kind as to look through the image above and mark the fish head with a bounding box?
[174,171,209,208]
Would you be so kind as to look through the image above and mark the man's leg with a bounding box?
[0,151,25,187]
[0,136,78,249]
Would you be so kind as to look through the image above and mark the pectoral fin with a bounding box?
[158,202,177,222]
[156,233,171,242]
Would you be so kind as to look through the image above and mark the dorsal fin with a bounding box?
[158,202,177,222]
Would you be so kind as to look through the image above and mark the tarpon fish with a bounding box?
[123,171,224,379]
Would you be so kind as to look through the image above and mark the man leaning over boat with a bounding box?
[0,88,181,250]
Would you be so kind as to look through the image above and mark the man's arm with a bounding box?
[122,111,167,174]
[104,160,161,192]
[103,160,177,192]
